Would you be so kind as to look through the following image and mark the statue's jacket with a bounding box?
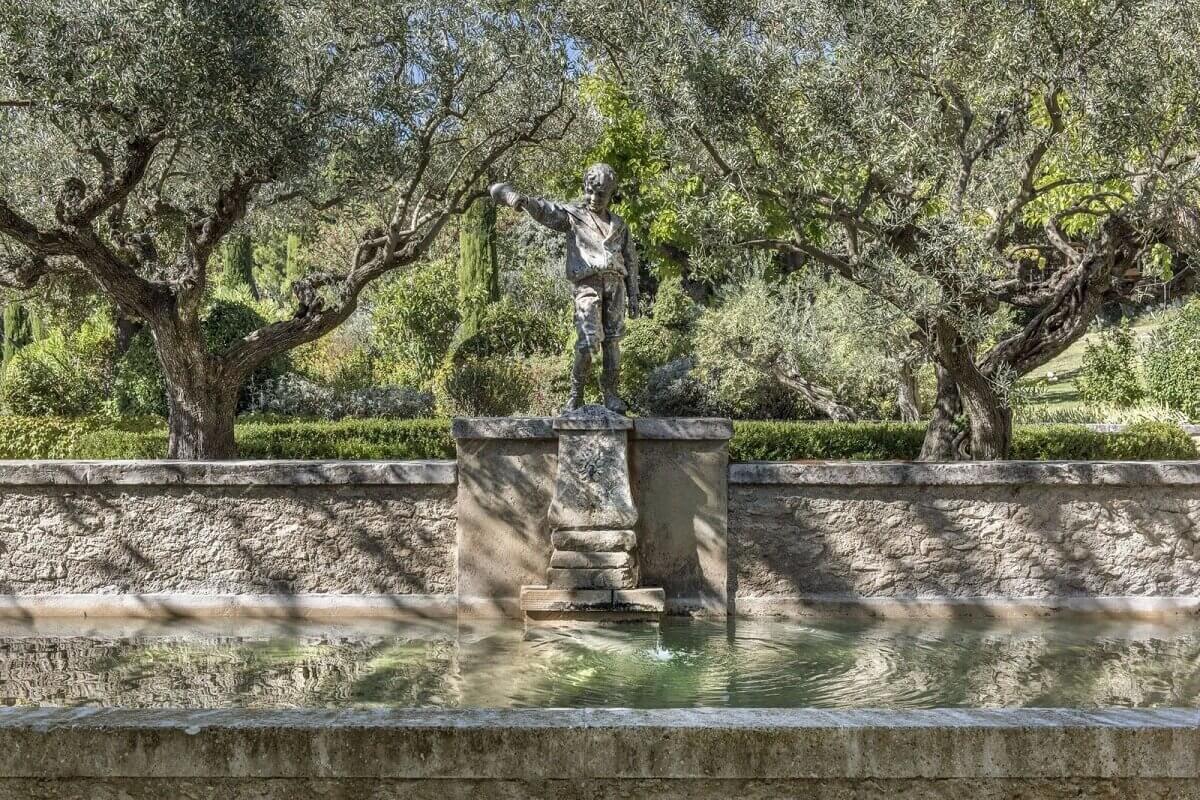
[520,197,640,295]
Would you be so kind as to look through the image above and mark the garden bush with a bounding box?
[245,373,434,420]
[1077,321,1144,408]
[0,317,113,417]
[621,276,697,408]
[1100,420,1197,461]
[235,418,454,460]
[452,296,569,360]
[371,260,461,388]
[0,416,105,459]
[433,356,535,417]
[1144,299,1200,420]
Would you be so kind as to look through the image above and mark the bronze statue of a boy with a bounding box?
[490,163,640,414]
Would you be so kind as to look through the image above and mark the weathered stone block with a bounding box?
[547,407,638,531]
[548,567,636,589]
[550,550,631,569]
[551,529,637,552]
[519,586,613,612]
[612,587,666,612]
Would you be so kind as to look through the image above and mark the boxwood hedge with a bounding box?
[0,417,1192,461]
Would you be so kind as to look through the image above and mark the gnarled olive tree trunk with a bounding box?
[896,350,922,423]
[773,359,858,421]
[151,320,242,460]
[918,363,964,461]
[930,322,1012,461]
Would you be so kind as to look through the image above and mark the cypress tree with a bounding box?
[220,233,260,300]
[454,199,499,349]
[1,303,36,368]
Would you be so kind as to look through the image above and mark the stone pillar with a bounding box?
[546,408,639,590]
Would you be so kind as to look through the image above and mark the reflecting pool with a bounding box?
[2,617,1199,709]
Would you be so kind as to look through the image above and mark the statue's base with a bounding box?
[519,585,665,622]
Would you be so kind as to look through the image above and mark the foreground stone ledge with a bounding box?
[0,460,457,486]
[0,708,1197,781]
[730,460,1200,486]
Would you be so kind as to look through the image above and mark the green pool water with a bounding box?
[2,617,1198,709]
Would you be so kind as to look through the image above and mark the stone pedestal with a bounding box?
[522,406,663,619]
[545,408,639,591]
[453,414,732,617]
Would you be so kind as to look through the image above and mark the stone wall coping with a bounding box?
[730,459,1200,486]
[0,707,1197,781]
[634,417,734,440]
[0,460,457,486]
[452,416,733,441]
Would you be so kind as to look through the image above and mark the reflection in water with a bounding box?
[1,617,1199,709]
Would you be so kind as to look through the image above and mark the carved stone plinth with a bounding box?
[520,405,663,620]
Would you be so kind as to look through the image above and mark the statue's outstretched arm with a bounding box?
[489,182,571,233]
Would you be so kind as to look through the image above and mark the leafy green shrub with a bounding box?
[112,330,168,417]
[1144,299,1200,420]
[622,276,697,407]
[1103,421,1197,460]
[372,260,460,388]
[453,296,569,360]
[0,416,105,458]
[693,280,802,419]
[433,356,535,417]
[1012,422,1196,460]
[1009,425,1109,460]
[0,317,113,416]
[1078,322,1144,408]
[640,357,715,417]
[524,355,571,416]
[74,428,169,459]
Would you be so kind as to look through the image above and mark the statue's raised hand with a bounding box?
[488,182,521,208]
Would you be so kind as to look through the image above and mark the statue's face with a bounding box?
[583,170,616,212]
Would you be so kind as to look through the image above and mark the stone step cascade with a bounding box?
[520,405,664,619]
[548,529,637,589]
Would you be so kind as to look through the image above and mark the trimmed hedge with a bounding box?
[0,417,1192,462]
[729,421,928,461]
[73,418,456,460]
[728,421,1197,462]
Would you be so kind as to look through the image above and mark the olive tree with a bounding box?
[587,0,1200,458]
[0,0,571,457]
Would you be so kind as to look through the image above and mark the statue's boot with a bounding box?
[562,351,589,415]
[601,341,629,415]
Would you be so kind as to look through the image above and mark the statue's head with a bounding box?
[582,162,617,212]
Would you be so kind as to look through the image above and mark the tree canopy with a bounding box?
[0,0,573,456]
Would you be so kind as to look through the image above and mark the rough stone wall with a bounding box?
[0,485,457,595]
[730,484,1200,599]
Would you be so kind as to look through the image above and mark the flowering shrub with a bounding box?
[245,373,434,419]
